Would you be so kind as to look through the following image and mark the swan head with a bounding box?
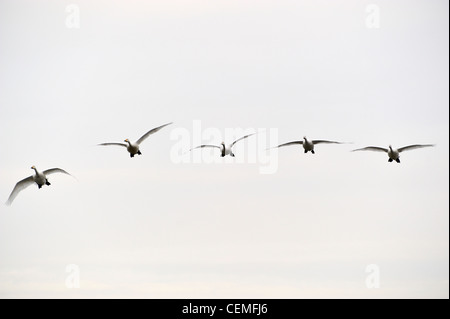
[124,139,130,143]
[221,141,225,145]
[388,145,393,150]
[31,165,36,170]
[303,136,307,141]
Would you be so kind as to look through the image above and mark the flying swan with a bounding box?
[6,166,73,206]
[271,136,345,154]
[189,133,256,157]
[98,122,173,157]
[351,144,435,163]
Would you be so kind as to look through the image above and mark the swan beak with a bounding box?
[31,166,35,169]
[124,139,129,142]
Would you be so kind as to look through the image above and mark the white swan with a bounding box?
[352,144,435,163]
[98,122,172,158]
[189,133,256,157]
[6,166,73,206]
[272,136,344,154]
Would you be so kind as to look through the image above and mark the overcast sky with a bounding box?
[0,0,448,298]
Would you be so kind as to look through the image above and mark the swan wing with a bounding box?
[230,133,256,148]
[43,168,72,176]
[189,145,221,152]
[136,122,173,145]
[352,146,388,153]
[312,140,343,145]
[6,176,34,206]
[273,141,304,149]
[397,144,435,153]
[98,143,127,147]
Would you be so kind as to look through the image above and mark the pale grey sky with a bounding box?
[0,0,448,298]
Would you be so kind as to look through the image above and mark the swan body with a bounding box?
[124,139,141,156]
[190,133,255,157]
[274,136,344,154]
[98,122,172,157]
[6,166,73,206]
[352,144,435,163]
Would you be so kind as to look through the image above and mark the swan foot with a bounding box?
[38,184,43,189]
[395,158,400,163]
[388,158,393,162]
[45,180,51,186]
[137,150,142,155]
[230,153,235,157]
[311,150,315,154]
[130,154,135,158]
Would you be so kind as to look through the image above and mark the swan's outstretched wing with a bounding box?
[352,146,388,153]
[398,144,435,153]
[312,140,343,145]
[189,145,221,152]
[6,176,34,206]
[273,141,304,149]
[136,122,173,145]
[98,142,127,147]
[230,133,256,148]
[43,168,72,177]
